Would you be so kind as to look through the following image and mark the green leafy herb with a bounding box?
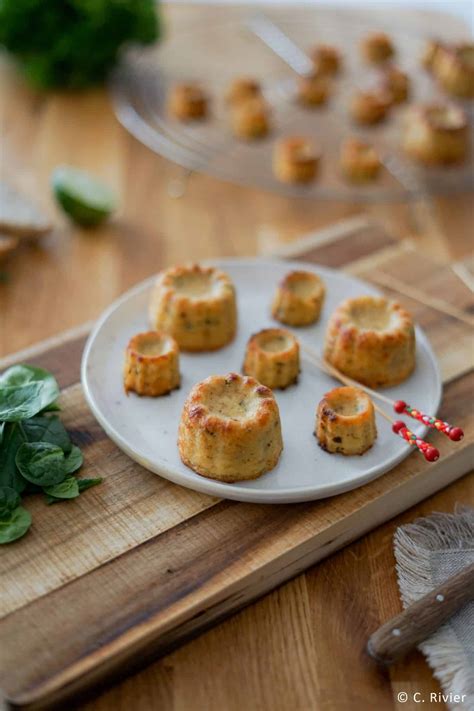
[0,365,59,422]
[40,401,61,413]
[77,478,103,493]
[64,445,83,474]
[0,506,32,544]
[22,415,72,453]
[0,422,27,493]
[44,476,79,501]
[16,442,67,486]
[0,486,21,517]
[0,363,102,543]
[0,0,160,90]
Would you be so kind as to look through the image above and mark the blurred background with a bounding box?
[0,0,472,358]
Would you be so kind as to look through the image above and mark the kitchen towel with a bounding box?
[394,507,474,711]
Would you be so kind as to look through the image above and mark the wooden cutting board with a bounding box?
[1,222,473,710]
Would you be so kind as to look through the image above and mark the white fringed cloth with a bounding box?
[394,507,474,711]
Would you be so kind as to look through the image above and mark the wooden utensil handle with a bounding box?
[367,562,474,665]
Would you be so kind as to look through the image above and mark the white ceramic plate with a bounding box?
[81,258,442,504]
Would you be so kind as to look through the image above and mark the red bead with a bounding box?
[448,427,464,441]
[424,446,440,462]
[392,420,406,434]
[394,400,406,414]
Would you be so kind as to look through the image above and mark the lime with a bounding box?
[51,167,117,227]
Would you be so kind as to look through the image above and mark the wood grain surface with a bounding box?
[1,4,473,711]
[1,230,473,710]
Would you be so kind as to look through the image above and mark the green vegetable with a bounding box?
[22,415,72,453]
[0,422,27,493]
[0,506,32,544]
[0,0,160,90]
[0,363,102,543]
[51,167,117,227]
[16,442,68,486]
[44,477,80,501]
[0,486,21,518]
[0,365,59,422]
[64,445,83,474]
[77,478,103,493]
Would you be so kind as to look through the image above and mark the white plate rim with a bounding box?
[81,257,442,504]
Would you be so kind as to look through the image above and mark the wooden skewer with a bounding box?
[300,342,463,443]
[370,269,474,327]
[301,343,440,462]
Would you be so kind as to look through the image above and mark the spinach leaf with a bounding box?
[44,476,79,500]
[0,486,21,517]
[22,415,72,453]
[0,506,31,544]
[40,401,61,413]
[77,478,103,493]
[64,445,83,474]
[0,422,27,492]
[0,365,59,421]
[15,442,67,486]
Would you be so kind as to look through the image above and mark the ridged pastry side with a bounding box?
[272,270,325,327]
[316,386,377,455]
[273,137,320,184]
[178,373,283,482]
[380,65,410,104]
[350,91,390,125]
[421,39,443,73]
[123,331,180,397]
[435,43,474,99]
[340,138,381,182]
[231,98,271,140]
[148,264,237,352]
[297,73,330,107]
[324,295,416,388]
[167,84,208,121]
[402,104,468,165]
[243,328,300,389]
[226,77,262,106]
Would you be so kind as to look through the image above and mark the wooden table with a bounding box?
[1,5,472,710]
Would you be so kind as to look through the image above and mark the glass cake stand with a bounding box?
[110,12,473,202]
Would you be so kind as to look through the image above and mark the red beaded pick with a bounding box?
[391,420,440,462]
[392,401,463,442]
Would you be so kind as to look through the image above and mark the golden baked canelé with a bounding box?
[178,373,283,482]
[361,32,395,64]
[380,65,410,104]
[350,90,390,125]
[243,328,300,390]
[421,39,443,72]
[273,137,320,184]
[402,104,468,165]
[340,138,381,182]
[297,72,330,107]
[324,296,416,388]
[226,77,262,106]
[123,331,180,397]
[310,44,342,75]
[148,264,237,352]
[168,83,208,121]
[231,97,271,140]
[315,386,377,455]
[435,42,474,99]
[272,270,325,326]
